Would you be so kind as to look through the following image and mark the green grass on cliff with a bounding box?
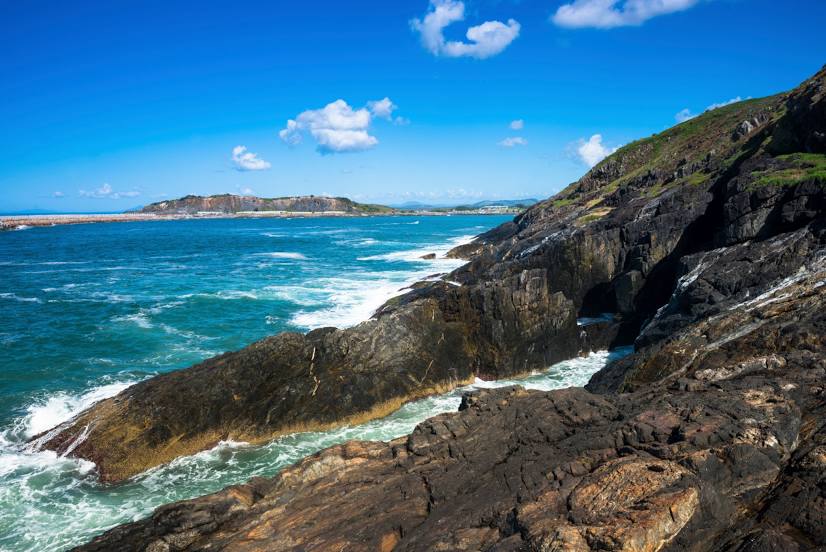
[545,92,789,214]
[750,153,826,188]
[592,96,781,192]
[353,202,395,213]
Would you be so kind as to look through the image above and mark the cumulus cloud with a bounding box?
[367,97,397,120]
[279,98,400,154]
[675,108,695,123]
[232,145,271,171]
[675,96,747,123]
[577,134,618,167]
[499,136,528,147]
[509,119,524,130]
[79,183,140,199]
[411,0,520,59]
[553,0,700,29]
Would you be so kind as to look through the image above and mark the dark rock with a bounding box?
[75,333,826,551]
[46,67,826,551]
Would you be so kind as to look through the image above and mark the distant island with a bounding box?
[0,194,537,230]
[138,194,394,215]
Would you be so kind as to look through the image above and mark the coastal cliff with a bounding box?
[43,66,826,550]
[139,194,393,215]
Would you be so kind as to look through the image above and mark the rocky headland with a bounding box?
[138,194,394,215]
[41,67,826,550]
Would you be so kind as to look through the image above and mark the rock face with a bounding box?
[77,335,825,552]
[43,66,826,550]
[139,194,392,215]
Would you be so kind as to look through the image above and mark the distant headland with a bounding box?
[0,194,537,230]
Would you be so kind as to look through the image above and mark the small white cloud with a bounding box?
[675,108,696,123]
[499,136,528,147]
[79,183,140,199]
[53,191,65,198]
[278,120,303,146]
[576,134,617,167]
[232,145,271,171]
[280,98,399,154]
[393,116,411,126]
[675,96,748,123]
[706,96,744,111]
[553,0,700,29]
[411,0,520,59]
[509,119,524,130]
[367,97,397,120]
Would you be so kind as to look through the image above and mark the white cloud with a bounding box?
[278,120,302,146]
[232,146,271,171]
[239,187,254,195]
[675,96,747,123]
[52,191,65,198]
[675,108,696,123]
[79,183,140,199]
[553,0,699,29]
[577,134,617,167]
[386,188,488,200]
[706,96,744,111]
[411,0,520,59]
[499,136,528,147]
[279,98,399,154]
[367,97,397,120]
[509,119,524,130]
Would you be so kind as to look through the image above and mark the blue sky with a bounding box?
[1,0,825,212]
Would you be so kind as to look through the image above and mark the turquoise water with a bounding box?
[0,215,626,550]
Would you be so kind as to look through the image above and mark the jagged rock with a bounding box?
[75,327,826,551]
[42,65,826,551]
[40,67,826,482]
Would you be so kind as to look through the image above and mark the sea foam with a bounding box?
[254,252,308,260]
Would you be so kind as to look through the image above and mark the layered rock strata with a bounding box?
[39,65,826,551]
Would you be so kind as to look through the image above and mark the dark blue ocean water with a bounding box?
[0,215,627,550]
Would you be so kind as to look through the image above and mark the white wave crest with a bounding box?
[0,292,42,304]
[23,380,137,440]
[255,252,308,260]
[112,312,153,329]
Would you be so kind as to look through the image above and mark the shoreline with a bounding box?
[0,209,521,231]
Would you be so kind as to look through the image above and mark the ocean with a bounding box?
[0,215,627,550]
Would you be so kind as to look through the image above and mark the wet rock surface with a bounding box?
[46,66,826,549]
[76,339,825,551]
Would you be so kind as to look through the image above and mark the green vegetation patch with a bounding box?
[751,153,826,188]
[355,202,395,213]
[551,197,575,208]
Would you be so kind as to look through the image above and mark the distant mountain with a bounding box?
[392,201,441,209]
[390,198,538,210]
[140,194,394,215]
[463,199,539,209]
